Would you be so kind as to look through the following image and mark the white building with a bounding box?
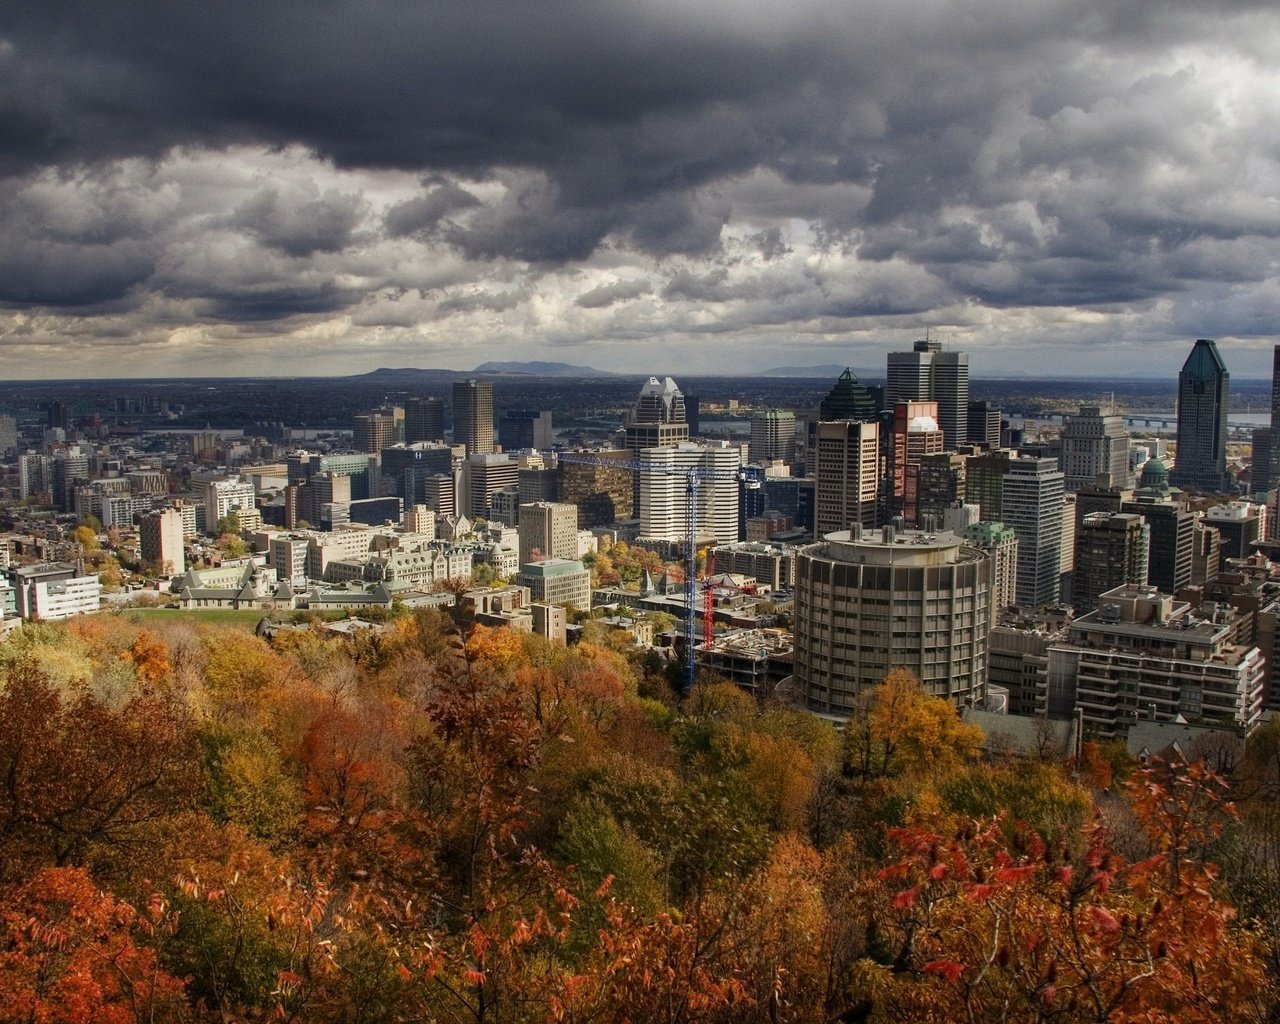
[638,443,742,546]
[203,476,257,526]
[1003,457,1065,608]
[9,564,101,621]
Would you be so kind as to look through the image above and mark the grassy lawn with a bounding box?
[122,604,290,627]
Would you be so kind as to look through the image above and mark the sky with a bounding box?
[2,0,1280,380]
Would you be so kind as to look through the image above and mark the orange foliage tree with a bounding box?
[0,867,187,1024]
[871,760,1272,1023]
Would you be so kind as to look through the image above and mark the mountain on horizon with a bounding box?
[757,363,865,378]
[473,360,615,376]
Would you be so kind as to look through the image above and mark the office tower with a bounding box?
[625,376,689,451]
[0,415,15,457]
[886,339,969,449]
[1073,512,1149,614]
[812,420,880,536]
[559,451,634,527]
[967,400,1001,449]
[139,508,187,576]
[890,401,944,524]
[47,400,69,430]
[917,453,969,528]
[519,501,579,565]
[961,521,1019,613]
[749,410,797,464]
[423,473,457,518]
[1204,501,1265,560]
[1003,457,1065,607]
[1190,519,1221,585]
[637,443,741,545]
[1271,344,1280,493]
[519,559,592,609]
[301,472,351,528]
[1122,457,1193,594]
[51,450,90,512]
[352,411,398,455]
[795,526,990,715]
[1169,339,1229,493]
[465,453,519,519]
[1061,405,1131,491]
[518,465,560,503]
[452,379,495,456]
[288,451,377,500]
[404,397,445,444]
[965,449,1013,521]
[1253,427,1274,494]
[499,409,553,451]
[819,369,877,422]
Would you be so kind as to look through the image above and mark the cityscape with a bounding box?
[6,0,1280,1019]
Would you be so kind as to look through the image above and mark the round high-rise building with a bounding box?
[794,526,991,716]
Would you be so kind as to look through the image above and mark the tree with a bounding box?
[0,867,188,1024]
[871,762,1273,1022]
[0,662,203,878]
[215,511,241,536]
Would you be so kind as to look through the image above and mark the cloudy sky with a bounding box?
[2,0,1280,380]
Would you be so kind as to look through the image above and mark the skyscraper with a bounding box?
[1003,456,1065,608]
[352,410,397,454]
[819,369,877,422]
[886,340,969,449]
[519,501,579,565]
[749,409,797,464]
[890,401,944,523]
[1269,344,1280,491]
[1072,512,1149,614]
[404,397,445,444]
[812,420,880,536]
[1169,339,1229,493]
[1061,405,1131,491]
[499,409,553,451]
[624,376,689,451]
[637,443,741,545]
[452,379,495,457]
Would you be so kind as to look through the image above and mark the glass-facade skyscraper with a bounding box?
[1169,338,1228,494]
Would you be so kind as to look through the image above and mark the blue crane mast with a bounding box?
[549,450,760,693]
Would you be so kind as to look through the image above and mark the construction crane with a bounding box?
[550,449,761,692]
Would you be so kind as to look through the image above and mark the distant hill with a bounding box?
[473,360,615,376]
[756,363,859,378]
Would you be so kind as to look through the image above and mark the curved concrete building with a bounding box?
[794,526,991,717]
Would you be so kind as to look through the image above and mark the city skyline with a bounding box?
[2,3,1280,380]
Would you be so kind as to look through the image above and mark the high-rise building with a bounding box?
[452,379,495,456]
[625,377,689,451]
[1061,405,1131,491]
[917,453,968,527]
[352,410,397,455]
[1253,426,1274,495]
[794,526,991,715]
[960,521,1019,613]
[139,508,187,576]
[404,397,445,444]
[819,369,877,422]
[465,453,519,519]
[967,400,1001,449]
[812,420,879,536]
[519,501,580,565]
[1072,512,1150,614]
[1170,339,1229,493]
[886,340,969,449]
[1270,345,1280,493]
[637,443,740,546]
[749,410,797,465]
[203,476,257,527]
[890,401,945,524]
[559,451,634,527]
[1122,457,1193,594]
[965,449,1013,521]
[1003,457,1065,608]
[499,409,553,451]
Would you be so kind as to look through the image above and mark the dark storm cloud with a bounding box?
[2,0,1280,374]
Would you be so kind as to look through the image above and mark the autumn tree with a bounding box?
[0,661,203,880]
[0,867,188,1024]
[870,762,1273,1023]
